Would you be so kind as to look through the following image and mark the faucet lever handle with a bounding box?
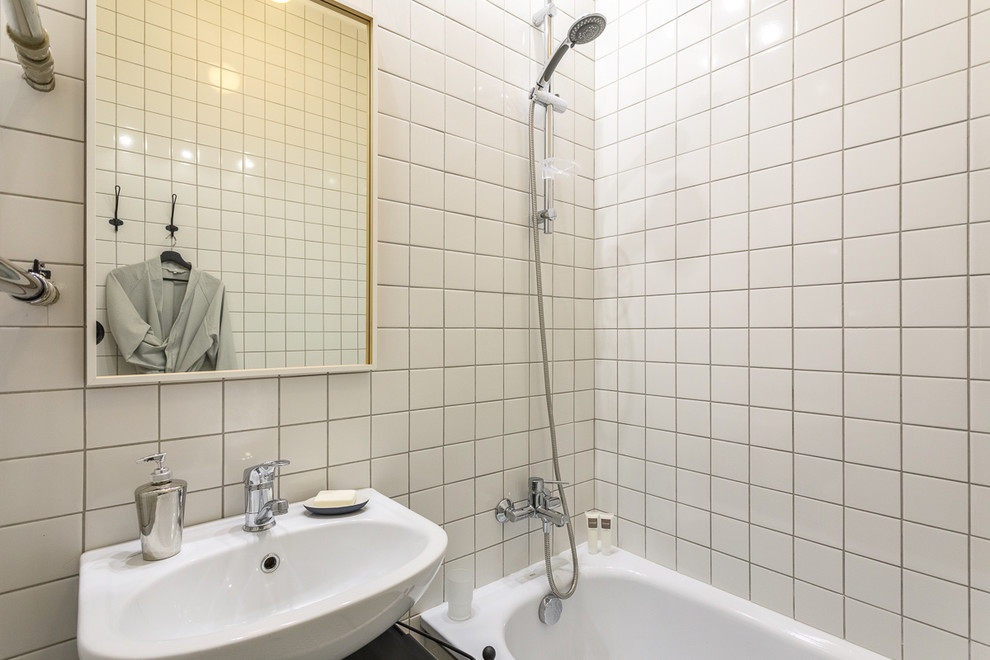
[243,459,291,485]
[542,480,569,494]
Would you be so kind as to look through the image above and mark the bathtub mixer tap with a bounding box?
[243,460,290,532]
[496,477,569,533]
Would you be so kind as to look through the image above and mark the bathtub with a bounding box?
[421,545,886,660]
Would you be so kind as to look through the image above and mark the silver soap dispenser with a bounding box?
[134,452,186,560]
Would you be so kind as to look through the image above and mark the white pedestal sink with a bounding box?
[77,489,447,660]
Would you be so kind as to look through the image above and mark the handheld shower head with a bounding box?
[534,12,607,90]
[567,13,607,44]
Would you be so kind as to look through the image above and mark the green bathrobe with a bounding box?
[106,257,238,373]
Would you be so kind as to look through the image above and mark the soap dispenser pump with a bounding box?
[134,452,186,560]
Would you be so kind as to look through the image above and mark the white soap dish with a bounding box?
[303,496,369,516]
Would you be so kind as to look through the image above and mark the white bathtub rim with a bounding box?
[421,544,888,660]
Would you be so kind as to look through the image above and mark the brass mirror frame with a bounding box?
[84,0,376,386]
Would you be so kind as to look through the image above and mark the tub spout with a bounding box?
[495,476,569,530]
[536,504,567,529]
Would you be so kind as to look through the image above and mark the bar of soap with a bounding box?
[313,489,357,508]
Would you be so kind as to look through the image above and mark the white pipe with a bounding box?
[2,0,55,91]
[3,0,42,38]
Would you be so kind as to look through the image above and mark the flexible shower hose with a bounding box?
[528,98,579,600]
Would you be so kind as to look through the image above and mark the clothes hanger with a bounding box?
[161,194,192,277]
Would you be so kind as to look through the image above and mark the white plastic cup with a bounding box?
[445,567,474,621]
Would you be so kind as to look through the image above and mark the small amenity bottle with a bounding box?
[600,512,613,554]
[587,512,600,554]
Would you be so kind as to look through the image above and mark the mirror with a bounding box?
[86,0,373,382]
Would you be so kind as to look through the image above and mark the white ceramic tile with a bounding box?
[903,0,968,38]
[0,453,82,527]
[0,515,81,593]
[903,123,968,183]
[902,376,968,430]
[846,463,901,517]
[750,42,793,92]
[843,91,900,148]
[844,373,901,422]
[751,565,794,616]
[844,0,900,58]
[328,372,371,419]
[903,175,968,231]
[224,379,279,432]
[677,3,713,49]
[0,578,78,657]
[223,428,279,485]
[794,0,842,35]
[794,19,841,77]
[843,233,899,282]
[712,21,750,70]
[0,390,82,459]
[711,59,750,106]
[794,153,842,202]
[904,72,968,135]
[903,20,968,86]
[845,328,900,374]
[793,283,842,327]
[902,277,968,327]
[750,2,792,55]
[159,382,222,440]
[845,598,902,660]
[794,197,842,244]
[843,44,900,103]
[903,521,968,585]
[904,473,969,532]
[160,434,221,492]
[902,226,968,279]
[973,381,990,433]
[0,328,83,393]
[904,620,969,660]
[904,570,969,636]
[844,553,902,612]
[843,139,899,194]
[846,508,901,564]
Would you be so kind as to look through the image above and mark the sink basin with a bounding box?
[78,489,447,660]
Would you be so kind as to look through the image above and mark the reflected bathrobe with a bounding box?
[106,258,238,373]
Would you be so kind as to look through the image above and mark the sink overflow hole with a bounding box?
[261,553,280,573]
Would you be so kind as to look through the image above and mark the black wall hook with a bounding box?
[165,194,179,239]
[109,185,123,231]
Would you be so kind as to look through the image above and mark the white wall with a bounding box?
[0,0,597,657]
[593,0,990,657]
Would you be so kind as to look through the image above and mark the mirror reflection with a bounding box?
[91,0,371,376]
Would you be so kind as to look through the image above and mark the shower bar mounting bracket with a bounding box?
[536,208,556,234]
[530,88,568,114]
[532,2,557,28]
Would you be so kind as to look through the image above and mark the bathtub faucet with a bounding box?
[495,477,569,533]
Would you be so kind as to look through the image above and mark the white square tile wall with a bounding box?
[594,0,989,657]
[0,0,597,656]
[5,0,990,657]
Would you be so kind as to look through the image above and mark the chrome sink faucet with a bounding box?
[496,477,569,532]
[243,460,290,532]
